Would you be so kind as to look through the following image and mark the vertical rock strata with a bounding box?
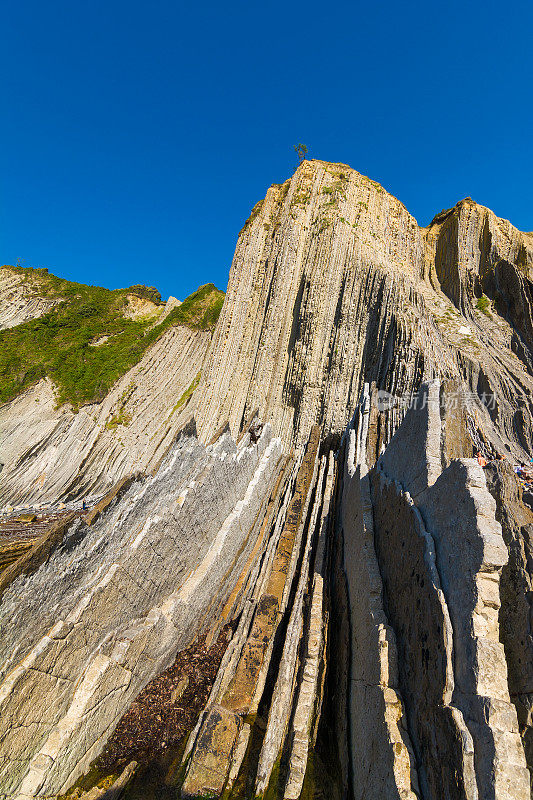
[1,159,533,799]
[196,160,434,446]
[340,387,420,800]
[484,461,533,791]
[195,160,533,460]
[181,427,331,799]
[339,381,530,800]
[370,469,478,800]
[2,159,533,506]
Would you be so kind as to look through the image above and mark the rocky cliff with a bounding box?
[0,268,64,330]
[0,327,209,505]
[2,161,533,506]
[1,159,533,799]
[195,161,533,459]
[340,382,530,800]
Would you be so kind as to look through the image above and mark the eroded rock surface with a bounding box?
[195,161,533,459]
[0,325,210,506]
[339,381,530,800]
[0,268,63,330]
[3,160,533,510]
[484,460,533,792]
[1,159,533,800]
[0,425,283,798]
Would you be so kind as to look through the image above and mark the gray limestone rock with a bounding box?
[0,426,283,798]
[340,382,530,800]
[2,159,533,800]
[418,460,529,800]
[370,467,477,800]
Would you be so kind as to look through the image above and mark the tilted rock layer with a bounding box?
[0,270,222,507]
[0,425,284,797]
[2,160,533,507]
[1,160,533,799]
[195,160,533,458]
[0,326,209,505]
[340,382,530,800]
[0,269,63,330]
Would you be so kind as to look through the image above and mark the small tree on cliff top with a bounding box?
[294,143,308,164]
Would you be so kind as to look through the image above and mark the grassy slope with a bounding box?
[0,266,224,409]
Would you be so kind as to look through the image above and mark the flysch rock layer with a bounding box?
[282,455,333,800]
[341,380,529,800]
[195,160,533,458]
[1,159,533,800]
[370,468,478,800]
[421,462,529,800]
[2,159,533,510]
[0,424,284,798]
[340,385,420,800]
[378,382,530,798]
[484,460,533,794]
[181,426,332,800]
[0,324,210,506]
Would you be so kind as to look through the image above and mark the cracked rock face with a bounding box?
[340,382,531,800]
[0,268,63,330]
[0,425,283,797]
[195,160,533,460]
[1,159,533,799]
[2,159,533,508]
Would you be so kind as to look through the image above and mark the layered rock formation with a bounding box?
[0,268,63,330]
[0,424,284,797]
[484,460,533,787]
[195,161,533,459]
[1,159,533,799]
[180,426,334,800]
[0,326,209,505]
[0,270,222,506]
[339,382,530,800]
[2,160,533,506]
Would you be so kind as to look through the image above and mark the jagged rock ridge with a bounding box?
[2,161,533,506]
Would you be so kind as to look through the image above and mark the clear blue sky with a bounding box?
[2,1,532,300]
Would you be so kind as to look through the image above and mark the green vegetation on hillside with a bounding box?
[0,266,224,409]
[165,283,225,330]
[475,295,491,314]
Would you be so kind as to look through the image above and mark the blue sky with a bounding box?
[2,1,532,300]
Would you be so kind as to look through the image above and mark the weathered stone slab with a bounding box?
[484,459,533,788]
[0,512,76,601]
[181,429,320,799]
[266,426,320,603]
[82,473,138,526]
[221,594,279,715]
[417,459,530,800]
[341,409,420,800]
[181,705,241,799]
[377,380,441,500]
[371,467,478,800]
[255,455,324,796]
